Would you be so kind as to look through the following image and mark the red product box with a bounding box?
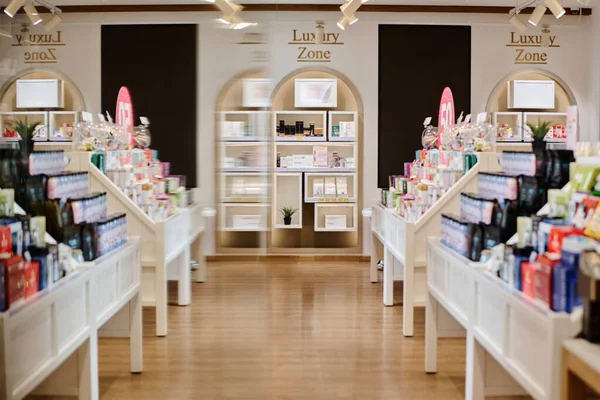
[5,256,24,308]
[0,226,12,259]
[24,261,39,299]
[548,227,583,254]
[521,262,536,300]
[535,254,560,309]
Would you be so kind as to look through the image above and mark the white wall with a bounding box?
[0,11,594,255]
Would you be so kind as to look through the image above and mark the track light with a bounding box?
[545,0,565,18]
[340,0,362,15]
[361,0,369,2]
[234,22,257,30]
[215,0,242,15]
[24,2,42,25]
[337,16,348,30]
[509,13,527,32]
[43,11,61,31]
[348,13,358,24]
[315,22,324,44]
[4,0,24,18]
[528,3,547,25]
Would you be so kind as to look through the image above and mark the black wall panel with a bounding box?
[378,25,471,188]
[101,24,197,186]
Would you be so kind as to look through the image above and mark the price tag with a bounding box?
[423,117,432,126]
[98,114,107,122]
[140,116,150,125]
[106,111,114,123]
[465,114,472,123]
[476,112,488,123]
[456,112,464,124]
[81,112,91,122]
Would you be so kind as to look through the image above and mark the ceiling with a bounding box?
[5,0,589,7]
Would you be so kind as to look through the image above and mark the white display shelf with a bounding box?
[304,172,356,203]
[220,167,268,173]
[493,111,522,142]
[425,237,582,400]
[49,111,78,142]
[314,203,357,232]
[219,203,269,232]
[274,142,356,172]
[220,172,268,203]
[328,111,358,142]
[0,111,49,142]
[219,137,270,143]
[218,110,270,141]
[523,112,567,142]
[66,153,205,337]
[370,152,501,337]
[275,167,356,173]
[0,237,142,400]
[273,110,327,141]
[274,173,302,229]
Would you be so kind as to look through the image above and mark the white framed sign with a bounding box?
[294,78,338,108]
[242,79,273,108]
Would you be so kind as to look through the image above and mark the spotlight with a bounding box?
[337,16,348,30]
[315,22,324,44]
[24,2,42,25]
[361,0,369,2]
[528,3,547,26]
[234,22,257,30]
[348,13,358,24]
[540,25,551,47]
[545,0,565,18]
[340,0,361,16]
[43,11,61,31]
[215,0,242,15]
[509,14,527,32]
[3,0,24,18]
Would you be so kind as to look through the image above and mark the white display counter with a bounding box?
[370,152,501,337]
[425,237,582,400]
[0,237,142,400]
[68,152,206,337]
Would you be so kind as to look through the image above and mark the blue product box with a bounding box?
[32,255,49,291]
[553,263,580,313]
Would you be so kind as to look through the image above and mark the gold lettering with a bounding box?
[293,29,301,41]
[24,52,31,60]
[47,48,57,60]
[323,50,331,59]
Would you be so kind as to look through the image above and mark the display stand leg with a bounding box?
[77,331,99,400]
[178,246,192,306]
[192,234,206,283]
[403,236,415,337]
[155,258,168,337]
[383,247,394,306]
[562,349,587,400]
[425,293,438,373]
[370,233,379,283]
[130,292,143,373]
[465,333,485,400]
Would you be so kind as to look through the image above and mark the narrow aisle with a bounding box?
[98,261,467,400]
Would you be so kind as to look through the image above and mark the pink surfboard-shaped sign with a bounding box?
[116,86,135,147]
[437,87,455,149]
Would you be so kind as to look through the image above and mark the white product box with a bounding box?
[325,215,347,229]
[222,121,245,137]
[281,156,294,168]
[223,157,236,168]
[340,121,355,138]
[346,157,356,169]
[293,154,313,168]
[313,146,328,167]
[245,187,265,196]
[232,215,263,229]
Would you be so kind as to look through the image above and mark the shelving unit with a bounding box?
[273,110,327,141]
[425,237,581,400]
[493,111,522,142]
[273,172,302,229]
[304,172,357,203]
[328,111,358,141]
[219,203,269,231]
[0,111,49,141]
[48,111,78,141]
[314,203,357,232]
[370,152,501,336]
[218,110,270,141]
[0,237,143,400]
[524,112,568,143]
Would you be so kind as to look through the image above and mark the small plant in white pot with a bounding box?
[280,206,298,226]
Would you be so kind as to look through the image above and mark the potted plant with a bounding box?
[526,119,552,151]
[279,206,298,226]
[10,119,40,162]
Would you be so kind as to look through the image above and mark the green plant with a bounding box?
[526,119,553,140]
[279,206,298,218]
[10,119,40,139]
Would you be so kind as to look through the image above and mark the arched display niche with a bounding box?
[0,67,86,111]
[270,67,363,255]
[214,69,271,254]
[486,68,576,150]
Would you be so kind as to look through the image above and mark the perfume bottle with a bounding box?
[309,123,315,136]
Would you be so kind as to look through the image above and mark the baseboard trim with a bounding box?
[208,255,370,262]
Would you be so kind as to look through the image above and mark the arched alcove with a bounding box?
[270,67,363,254]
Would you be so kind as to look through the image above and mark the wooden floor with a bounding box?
[94,261,502,399]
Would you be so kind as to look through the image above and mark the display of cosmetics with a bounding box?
[46,172,89,200]
[29,151,67,176]
[69,193,108,224]
[96,149,193,222]
[92,214,127,259]
[276,119,319,137]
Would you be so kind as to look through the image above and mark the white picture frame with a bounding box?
[294,79,338,108]
[243,79,273,108]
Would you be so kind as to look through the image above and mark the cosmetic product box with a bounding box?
[477,173,519,202]
[29,151,66,176]
[521,262,536,300]
[578,251,600,342]
[535,253,561,309]
[0,225,12,259]
[537,219,572,254]
[509,246,534,290]
[3,255,25,309]
[24,261,40,299]
[570,165,600,193]
[27,247,51,291]
[501,151,536,177]
[0,188,15,217]
[0,258,5,311]
[547,189,570,219]
[441,214,473,259]
[292,155,313,168]
[547,226,583,254]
